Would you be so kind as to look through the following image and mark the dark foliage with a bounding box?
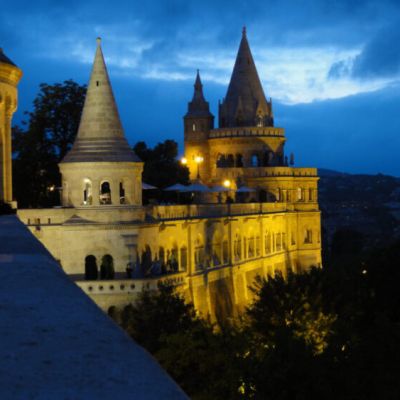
[12,80,86,207]
[133,140,189,189]
[115,241,400,399]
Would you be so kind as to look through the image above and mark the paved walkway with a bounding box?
[0,215,187,399]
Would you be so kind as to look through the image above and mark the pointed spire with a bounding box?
[192,70,205,101]
[185,70,213,118]
[62,38,139,163]
[0,47,17,67]
[219,28,273,128]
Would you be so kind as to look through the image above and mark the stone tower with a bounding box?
[60,38,143,207]
[183,70,214,181]
[219,27,273,128]
[0,48,22,205]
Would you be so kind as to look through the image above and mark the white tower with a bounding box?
[59,38,143,207]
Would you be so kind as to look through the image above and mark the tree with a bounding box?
[12,80,86,207]
[133,140,189,189]
[118,284,245,399]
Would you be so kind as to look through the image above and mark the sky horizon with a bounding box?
[3,0,400,176]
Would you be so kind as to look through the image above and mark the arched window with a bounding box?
[217,154,225,168]
[234,234,242,261]
[119,182,125,204]
[180,246,188,271]
[248,235,255,258]
[170,244,179,272]
[256,114,263,127]
[192,123,196,132]
[141,246,152,276]
[251,154,260,167]
[83,179,92,205]
[235,154,243,167]
[304,229,313,244]
[297,187,304,202]
[85,255,98,280]
[211,233,222,267]
[265,232,272,254]
[255,236,261,256]
[227,154,235,167]
[195,237,205,271]
[276,233,282,252]
[100,181,111,204]
[222,239,229,264]
[100,254,114,280]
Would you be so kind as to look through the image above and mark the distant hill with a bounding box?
[318,168,349,177]
[318,170,400,257]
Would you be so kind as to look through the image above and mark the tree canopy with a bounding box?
[133,140,189,189]
[13,80,86,207]
[114,240,400,399]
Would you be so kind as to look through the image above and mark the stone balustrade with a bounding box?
[76,272,186,295]
[209,126,285,139]
[214,166,318,178]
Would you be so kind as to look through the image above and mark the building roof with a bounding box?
[219,28,273,128]
[62,38,140,163]
[185,70,214,118]
[0,215,187,399]
[0,48,17,67]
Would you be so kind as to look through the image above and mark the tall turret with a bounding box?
[60,38,143,207]
[0,48,22,205]
[183,71,213,181]
[219,27,273,128]
[184,70,214,142]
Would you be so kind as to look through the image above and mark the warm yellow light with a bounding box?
[195,155,204,164]
[223,179,231,188]
[48,185,56,192]
[181,157,188,165]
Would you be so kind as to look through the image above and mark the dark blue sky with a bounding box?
[2,0,400,175]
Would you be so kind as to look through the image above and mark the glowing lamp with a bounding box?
[195,155,204,164]
[181,157,188,165]
[223,179,231,188]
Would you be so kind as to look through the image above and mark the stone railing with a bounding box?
[209,126,285,139]
[75,272,186,295]
[214,166,318,179]
[147,202,292,221]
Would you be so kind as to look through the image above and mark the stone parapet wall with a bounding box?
[209,126,285,139]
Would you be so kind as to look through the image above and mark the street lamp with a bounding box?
[180,157,187,165]
[194,155,204,179]
[223,179,231,188]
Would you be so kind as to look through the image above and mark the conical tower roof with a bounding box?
[219,28,272,128]
[0,48,17,67]
[62,38,139,163]
[185,70,213,118]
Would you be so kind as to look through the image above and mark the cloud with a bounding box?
[352,23,400,78]
[328,20,400,82]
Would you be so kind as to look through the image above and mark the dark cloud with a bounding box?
[352,23,400,78]
[5,0,400,176]
[328,20,400,80]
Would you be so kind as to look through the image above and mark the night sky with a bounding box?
[2,0,400,176]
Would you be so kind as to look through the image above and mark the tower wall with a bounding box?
[0,60,22,204]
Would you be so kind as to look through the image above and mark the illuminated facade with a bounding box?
[0,49,22,206]
[18,32,322,320]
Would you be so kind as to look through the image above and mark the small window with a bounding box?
[192,123,196,132]
[304,229,313,244]
[96,81,100,86]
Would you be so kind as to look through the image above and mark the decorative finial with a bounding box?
[242,26,247,36]
[197,69,200,74]
[96,37,102,46]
